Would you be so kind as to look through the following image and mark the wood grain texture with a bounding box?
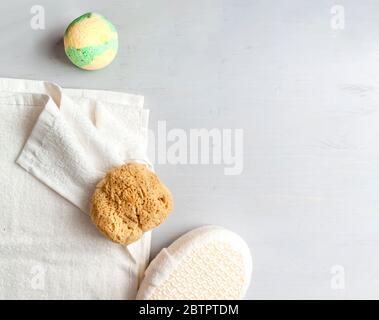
[1,0,379,299]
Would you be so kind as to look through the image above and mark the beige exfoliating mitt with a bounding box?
[137,226,252,300]
[91,163,173,245]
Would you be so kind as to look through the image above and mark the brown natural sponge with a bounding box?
[91,163,173,245]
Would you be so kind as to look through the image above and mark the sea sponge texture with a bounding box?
[64,12,118,70]
[91,163,173,245]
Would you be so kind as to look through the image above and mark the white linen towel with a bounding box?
[0,78,151,299]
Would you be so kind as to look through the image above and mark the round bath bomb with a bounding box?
[91,163,173,245]
[64,12,118,70]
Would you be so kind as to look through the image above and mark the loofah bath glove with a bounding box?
[136,226,252,300]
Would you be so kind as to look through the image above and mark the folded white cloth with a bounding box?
[0,78,151,299]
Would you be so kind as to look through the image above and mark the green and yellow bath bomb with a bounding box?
[64,12,118,70]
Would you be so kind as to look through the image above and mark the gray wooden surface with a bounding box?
[2,0,379,299]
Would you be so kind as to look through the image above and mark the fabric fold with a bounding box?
[0,77,154,299]
[5,78,150,266]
